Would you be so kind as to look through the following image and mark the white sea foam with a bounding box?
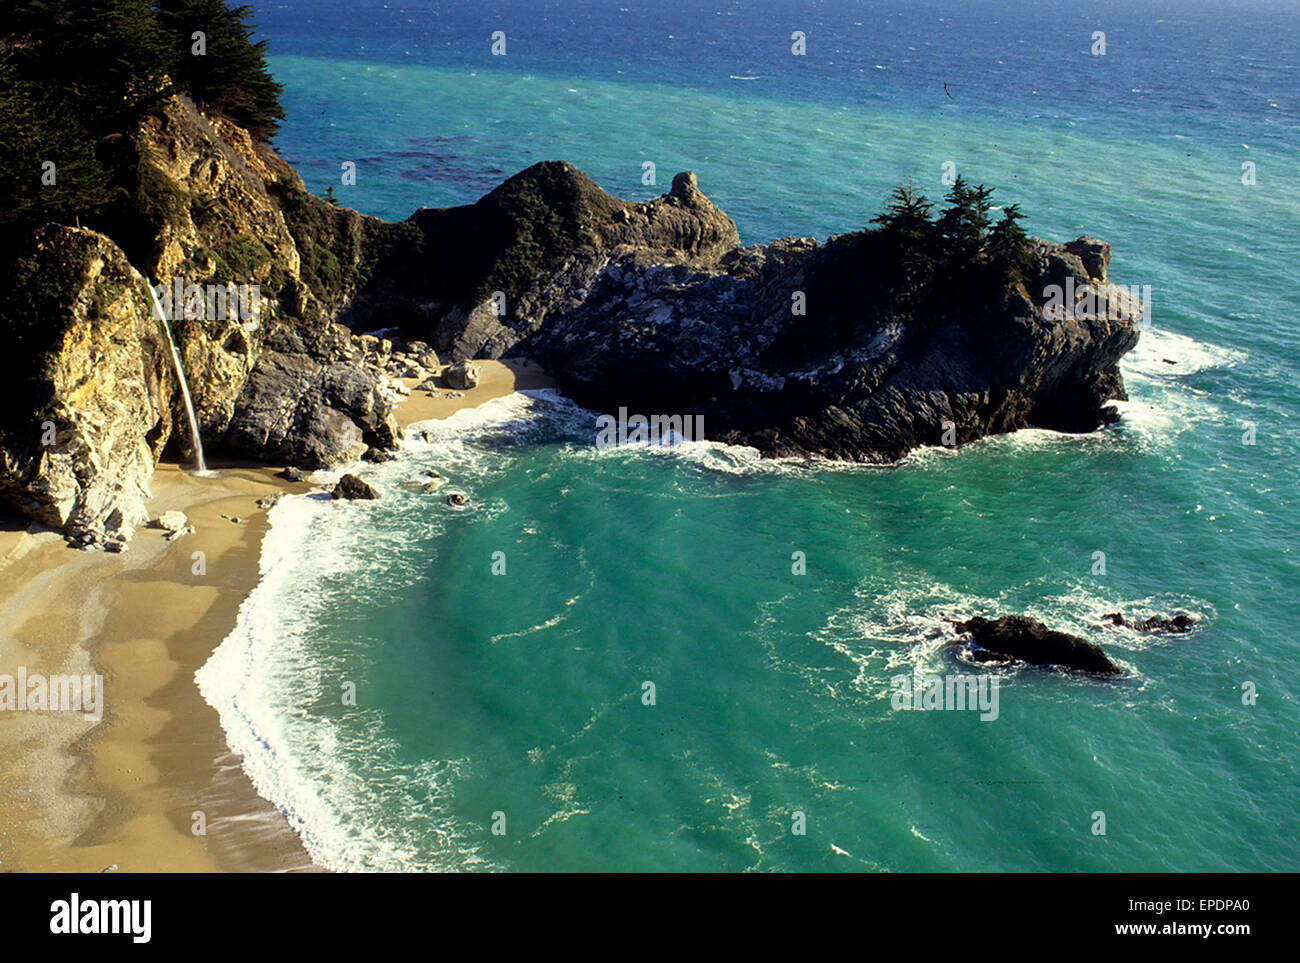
[195,395,574,871]
[799,574,1214,698]
[1123,326,1248,379]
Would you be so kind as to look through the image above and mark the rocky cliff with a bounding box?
[519,231,1141,461]
[0,95,405,545]
[0,92,1141,544]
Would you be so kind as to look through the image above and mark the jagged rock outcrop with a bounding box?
[956,615,1123,676]
[0,226,173,546]
[0,96,403,542]
[520,228,1141,461]
[1102,612,1196,633]
[1,86,1144,541]
[332,473,377,500]
[357,164,741,361]
[222,321,397,468]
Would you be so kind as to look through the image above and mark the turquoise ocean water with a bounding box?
[198,0,1300,871]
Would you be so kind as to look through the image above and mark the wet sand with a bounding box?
[0,359,553,872]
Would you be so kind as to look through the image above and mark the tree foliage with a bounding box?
[156,0,284,140]
[0,0,285,247]
[867,175,1035,303]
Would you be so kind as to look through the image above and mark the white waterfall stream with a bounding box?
[147,282,207,473]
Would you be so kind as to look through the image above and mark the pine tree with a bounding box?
[5,0,175,136]
[156,0,285,140]
[936,176,995,268]
[0,60,117,238]
[869,180,938,303]
[986,203,1034,287]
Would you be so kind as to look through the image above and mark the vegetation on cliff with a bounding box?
[865,175,1036,306]
[0,0,284,249]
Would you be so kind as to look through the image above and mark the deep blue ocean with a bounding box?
[197,0,1300,871]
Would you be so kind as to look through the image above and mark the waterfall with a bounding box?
[147,282,207,473]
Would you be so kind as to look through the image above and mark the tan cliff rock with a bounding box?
[0,226,173,546]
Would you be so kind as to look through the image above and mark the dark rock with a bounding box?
[362,447,396,463]
[445,492,469,507]
[1063,236,1111,282]
[277,467,308,482]
[519,229,1140,462]
[955,615,1123,676]
[1102,612,1196,633]
[332,474,378,500]
[222,322,399,470]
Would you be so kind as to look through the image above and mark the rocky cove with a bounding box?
[0,93,1142,551]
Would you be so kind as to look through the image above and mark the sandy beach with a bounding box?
[0,359,552,873]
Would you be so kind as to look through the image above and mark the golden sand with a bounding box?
[0,359,553,872]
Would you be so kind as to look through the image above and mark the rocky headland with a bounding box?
[0,94,1142,547]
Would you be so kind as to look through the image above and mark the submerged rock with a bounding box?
[955,615,1123,676]
[1103,612,1196,633]
[332,474,378,500]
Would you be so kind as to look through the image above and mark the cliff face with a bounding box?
[334,165,740,361]
[0,226,171,547]
[0,95,402,544]
[521,232,1140,461]
[0,92,1141,543]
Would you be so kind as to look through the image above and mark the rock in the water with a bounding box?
[521,229,1141,463]
[332,474,378,500]
[156,510,189,533]
[445,492,469,507]
[955,615,1122,676]
[444,361,480,390]
[362,447,396,463]
[1102,612,1195,633]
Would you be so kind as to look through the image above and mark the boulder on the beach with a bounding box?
[1103,612,1196,633]
[444,361,480,390]
[277,467,308,482]
[165,524,195,542]
[955,615,1123,676]
[332,474,378,500]
[155,510,188,532]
